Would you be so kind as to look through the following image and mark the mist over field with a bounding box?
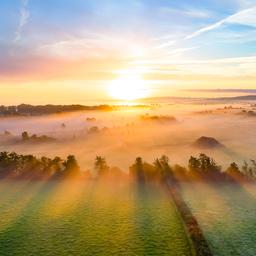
[0,101,255,172]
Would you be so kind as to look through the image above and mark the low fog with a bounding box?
[0,102,255,172]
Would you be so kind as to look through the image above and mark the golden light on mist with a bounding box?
[108,74,149,101]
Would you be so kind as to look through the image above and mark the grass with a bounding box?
[0,180,192,256]
[181,182,256,256]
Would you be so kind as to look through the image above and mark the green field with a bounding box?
[0,180,193,256]
[181,182,256,256]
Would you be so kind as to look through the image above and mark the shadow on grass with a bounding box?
[181,180,256,255]
[0,179,62,255]
[132,183,193,256]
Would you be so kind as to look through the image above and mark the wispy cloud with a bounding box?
[159,6,213,19]
[186,5,256,39]
[151,40,176,50]
[130,55,256,79]
[132,55,256,66]
[14,0,30,42]
[35,31,149,61]
[152,5,256,50]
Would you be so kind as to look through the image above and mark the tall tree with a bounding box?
[94,156,109,177]
[63,155,80,177]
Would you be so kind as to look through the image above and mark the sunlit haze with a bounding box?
[1,0,256,104]
[108,74,149,100]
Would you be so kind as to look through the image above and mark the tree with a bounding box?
[0,151,71,179]
[188,154,221,179]
[63,155,80,177]
[226,162,245,181]
[250,160,256,178]
[51,157,63,174]
[242,161,249,176]
[0,151,8,163]
[94,156,109,177]
[154,155,175,183]
[22,131,30,141]
[188,156,200,172]
[129,157,145,184]
[226,162,240,174]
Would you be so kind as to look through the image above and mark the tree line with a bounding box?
[130,153,256,183]
[0,104,148,117]
[0,152,80,179]
[0,151,256,182]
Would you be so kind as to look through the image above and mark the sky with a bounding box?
[0,0,256,104]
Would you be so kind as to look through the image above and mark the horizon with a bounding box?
[1,89,256,106]
[1,0,256,104]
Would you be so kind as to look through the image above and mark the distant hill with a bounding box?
[0,104,148,117]
[142,95,256,103]
[183,89,256,94]
[229,95,256,101]
[193,136,225,149]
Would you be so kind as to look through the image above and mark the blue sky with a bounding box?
[0,0,256,103]
[1,0,256,51]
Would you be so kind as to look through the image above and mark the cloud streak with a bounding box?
[35,32,149,61]
[186,5,256,39]
[14,0,30,42]
[149,5,256,61]
[130,55,256,79]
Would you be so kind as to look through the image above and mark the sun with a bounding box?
[108,75,149,101]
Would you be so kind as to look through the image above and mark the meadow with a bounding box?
[181,182,256,256]
[0,180,193,256]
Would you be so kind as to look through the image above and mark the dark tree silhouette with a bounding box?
[63,155,80,177]
[94,156,109,177]
[154,155,176,184]
[188,153,222,180]
[226,162,240,174]
[188,156,201,172]
[22,131,29,141]
[129,157,145,184]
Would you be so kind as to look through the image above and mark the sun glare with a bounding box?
[108,75,149,101]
